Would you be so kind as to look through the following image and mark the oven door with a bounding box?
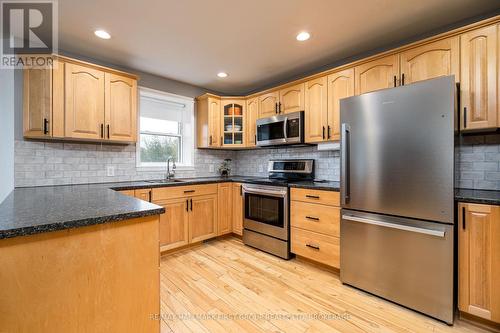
[243,185,288,240]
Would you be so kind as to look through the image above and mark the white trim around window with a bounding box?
[136,87,195,171]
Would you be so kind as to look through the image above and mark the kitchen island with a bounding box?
[0,185,164,332]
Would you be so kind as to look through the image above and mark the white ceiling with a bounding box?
[58,0,500,95]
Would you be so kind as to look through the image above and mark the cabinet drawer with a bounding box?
[291,227,339,268]
[291,201,340,237]
[290,188,340,206]
[152,184,217,201]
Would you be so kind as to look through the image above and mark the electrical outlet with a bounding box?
[106,165,115,177]
[209,165,215,173]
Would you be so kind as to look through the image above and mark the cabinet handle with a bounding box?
[43,118,49,135]
[107,124,110,139]
[401,73,405,86]
[463,107,467,129]
[190,198,193,211]
[322,126,325,140]
[462,206,466,230]
[278,102,282,114]
[306,244,320,250]
[254,134,256,144]
[184,190,195,194]
[240,185,242,196]
[186,199,189,212]
[305,195,320,199]
[305,216,320,221]
[220,136,223,146]
[209,136,212,145]
[393,75,397,87]
[275,102,278,114]
[327,126,331,139]
[148,191,152,202]
[100,124,104,138]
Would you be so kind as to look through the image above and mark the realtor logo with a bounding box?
[1,0,58,68]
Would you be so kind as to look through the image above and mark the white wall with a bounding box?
[0,66,15,202]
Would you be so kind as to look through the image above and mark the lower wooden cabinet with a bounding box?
[189,194,218,243]
[291,227,340,268]
[158,198,189,251]
[217,183,233,236]
[232,183,244,236]
[458,202,500,323]
[134,188,151,202]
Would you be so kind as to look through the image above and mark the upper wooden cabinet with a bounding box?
[400,37,459,84]
[65,62,105,140]
[196,95,221,148]
[355,54,399,95]
[105,73,137,142]
[328,68,354,141]
[458,202,500,323]
[221,99,245,147]
[304,77,328,143]
[246,96,259,147]
[23,56,138,143]
[460,25,498,131]
[259,91,279,118]
[279,83,305,114]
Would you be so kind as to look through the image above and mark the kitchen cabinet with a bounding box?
[152,184,217,201]
[221,99,245,147]
[105,73,137,142]
[305,76,328,143]
[258,91,279,118]
[158,198,190,251]
[65,62,106,140]
[460,24,498,131]
[290,188,341,269]
[400,36,459,84]
[246,96,259,147]
[189,194,218,243]
[217,183,233,235]
[327,68,355,141]
[355,54,399,95]
[458,202,500,323]
[23,59,64,139]
[279,83,305,114]
[118,189,135,197]
[196,94,221,148]
[232,183,244,236]
[134,188,151,202]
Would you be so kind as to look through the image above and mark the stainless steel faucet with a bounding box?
[166,157,176,180]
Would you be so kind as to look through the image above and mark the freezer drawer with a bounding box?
[340,210,454,324]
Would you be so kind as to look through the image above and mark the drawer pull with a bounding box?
[306,243,320,250]
[183,190,195,193]
[305,195,320,199]
[305,216,320,221]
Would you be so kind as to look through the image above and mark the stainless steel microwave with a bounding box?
[256,111,304,147]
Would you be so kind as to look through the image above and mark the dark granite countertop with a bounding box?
[454,188,500,206]
[0,176,340,240]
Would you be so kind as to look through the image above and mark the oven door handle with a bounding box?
[243,188,287,198]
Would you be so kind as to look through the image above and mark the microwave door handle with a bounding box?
[283,117,288,139]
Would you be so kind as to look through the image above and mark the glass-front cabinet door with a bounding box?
[221,99,245,147]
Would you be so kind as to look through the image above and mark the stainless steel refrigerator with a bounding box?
[340,75,455,324]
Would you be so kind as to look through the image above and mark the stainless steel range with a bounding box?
[242,159,314,259]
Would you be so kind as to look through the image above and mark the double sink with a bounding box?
[144,179,185,184]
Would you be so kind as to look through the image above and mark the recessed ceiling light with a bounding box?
[296,31,310,41]
[94,30,111,39]
[217,72,228,78]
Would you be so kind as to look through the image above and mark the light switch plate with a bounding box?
[106,165,115,177]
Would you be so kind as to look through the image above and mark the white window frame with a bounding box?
[136,87,195,171]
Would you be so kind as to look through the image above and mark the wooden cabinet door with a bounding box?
[208,97,221,147]
[328,68,354,141]
[279,83,304,114]
[65,63,105,140]
[105,73,137,142]
[23,68,52,138]
[458,203,500,322]
[304,77,328,143]
[259,91,279,118]
[158,198,189,251]
[189,194,217,243]
[134,188,151,202]
[400,37,459,85]
[232,183,243,236]
[355,54,399,95]
[217,183,233,235]
[246,96,259,147]
[460,25,497,131]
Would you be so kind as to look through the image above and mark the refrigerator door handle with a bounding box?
[341,123,350,205]
[342,214,446,238]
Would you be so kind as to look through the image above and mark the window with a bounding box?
[137,87,194,169]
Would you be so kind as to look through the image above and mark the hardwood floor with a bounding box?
[159,238,488,333]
